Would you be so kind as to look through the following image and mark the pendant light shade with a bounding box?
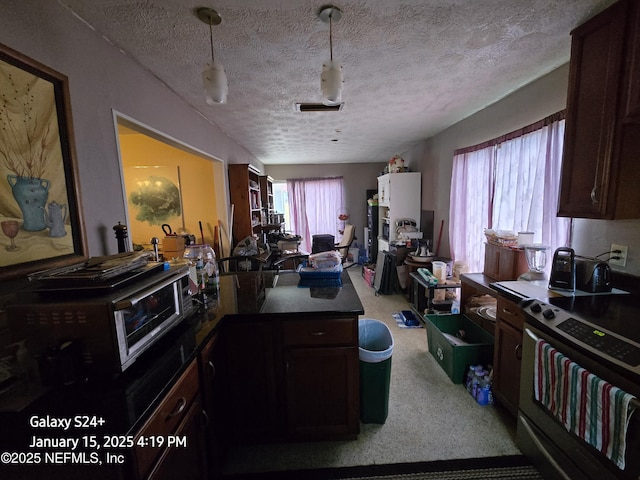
[197,7,228,105]
[203,62,228,105]
[321,59,343,105]
[318,6,343,106]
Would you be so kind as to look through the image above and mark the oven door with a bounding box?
[518,323,640,480]
[113,272,185,371]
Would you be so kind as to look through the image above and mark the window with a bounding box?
[449,112,571,273]
[287,177,344,254]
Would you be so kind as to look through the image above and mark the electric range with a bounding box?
[492,281,640,380]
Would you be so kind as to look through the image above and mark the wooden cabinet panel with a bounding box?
[133,360,200,480]
[228,164,263,243]
[558,0,640,219]
[621,1,640,120]
[221,314,359,443]
[492,319,522,417]
[284,346,359,439]
[496,296,525,330]
[483,243,528,281]
[222,320,278,442]
[282,316,356,347]
[198,333,223,478]
[147,397,207,480]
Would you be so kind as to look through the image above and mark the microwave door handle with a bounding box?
[114,273,180,310]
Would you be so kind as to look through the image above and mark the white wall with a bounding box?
[401,64,640,277]
[0,1,261,257]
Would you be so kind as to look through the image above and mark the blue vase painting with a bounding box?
[7,175,50,231]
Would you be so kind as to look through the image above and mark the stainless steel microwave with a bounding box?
[7,265,194,376]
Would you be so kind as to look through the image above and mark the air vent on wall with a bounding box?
[295,102,344,112]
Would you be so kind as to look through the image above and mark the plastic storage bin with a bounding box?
[424,314,494,384]
[358,319,394,424]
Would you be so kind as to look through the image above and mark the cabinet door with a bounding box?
[133,360,200,480]
[492,319,522,417]
[222,320,278,442]
[622,1,640,120]
[558,1,628,218]
[198,333,223,478]
[284,346,359,440]
[147,397,208,480]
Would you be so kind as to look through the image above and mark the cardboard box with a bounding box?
[163,236,185,259]
[424,314,494,383]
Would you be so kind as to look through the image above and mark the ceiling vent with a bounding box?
[295,102,344,112]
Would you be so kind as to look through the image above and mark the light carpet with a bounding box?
[222,268,522,476]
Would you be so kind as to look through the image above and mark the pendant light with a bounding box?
[197,7,228,105]
[319,5,343,106]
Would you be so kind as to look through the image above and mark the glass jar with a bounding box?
[183,244,219,309]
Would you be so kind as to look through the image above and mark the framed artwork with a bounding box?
[0,42,87,281]
[123,165,184,247]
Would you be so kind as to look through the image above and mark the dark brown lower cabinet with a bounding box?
[284,346,359,440]
[222,314,359,443]
[492,297,524,416]
[222,320,278,442]
[147,397,208,480]
[132,360,207,480]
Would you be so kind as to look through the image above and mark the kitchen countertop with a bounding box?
[0,269,364,452]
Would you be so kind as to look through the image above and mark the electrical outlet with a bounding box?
[610,243,628,267]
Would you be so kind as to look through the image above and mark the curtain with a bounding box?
[450,114,570,273]
[287,177,344,254]
[449,148,494,273]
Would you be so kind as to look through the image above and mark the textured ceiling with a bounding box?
[59,0,615,164]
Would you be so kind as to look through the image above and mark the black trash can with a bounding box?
[358,319,394,424]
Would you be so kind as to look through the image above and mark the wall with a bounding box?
[119,132,220,251]
[401,63,640,277]
[0,1,260,260]
[265,163,385,248]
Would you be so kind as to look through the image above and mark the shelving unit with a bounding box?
[259,175,275,222]
[228,164,263,244]
[377,172,421,253]
[365,189,378,263]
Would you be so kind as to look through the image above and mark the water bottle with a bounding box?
[465,366,476,394]
[472,369,485,400]
[477,376,490,406]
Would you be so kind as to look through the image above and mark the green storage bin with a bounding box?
[424,314,494,384]
[358,319,394,424]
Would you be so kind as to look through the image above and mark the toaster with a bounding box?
[575,257,612,293]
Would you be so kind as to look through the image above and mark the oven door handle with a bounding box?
[524,327,540,342]
[114,272,181,309]
[519,414,574,480]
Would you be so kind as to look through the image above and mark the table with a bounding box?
[410,271,461,315]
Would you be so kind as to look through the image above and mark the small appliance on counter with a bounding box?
[517,244,548,282]
[548,247,575,292]
[575,256,612,293]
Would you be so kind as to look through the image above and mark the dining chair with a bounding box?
[217,255,263,274]
[271,254,309,272]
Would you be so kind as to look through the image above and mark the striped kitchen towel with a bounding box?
[534,338,637,470]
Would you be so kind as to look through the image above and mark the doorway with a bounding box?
[114,114,230,257]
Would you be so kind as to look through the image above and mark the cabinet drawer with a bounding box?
[496,296,525,330]
[282,317,356,347]
[133,360,199,479]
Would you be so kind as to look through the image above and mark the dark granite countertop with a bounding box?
[0,269,364,453]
